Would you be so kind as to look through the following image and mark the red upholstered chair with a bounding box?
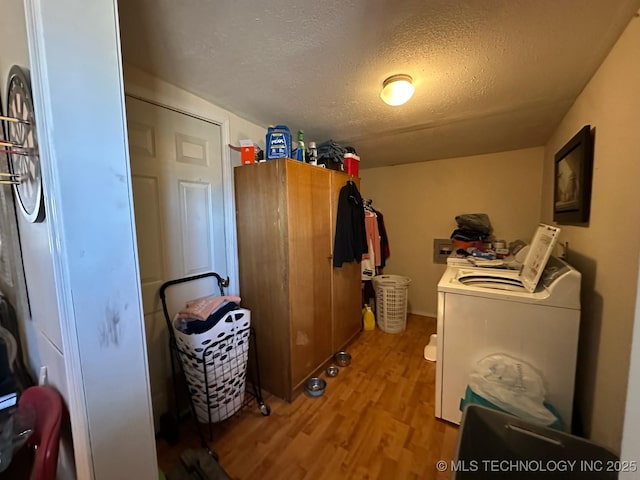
[18,386,63,480]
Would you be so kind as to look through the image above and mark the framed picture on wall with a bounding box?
[553,125,594,225]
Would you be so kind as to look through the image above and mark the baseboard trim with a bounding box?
[408,310,437,319]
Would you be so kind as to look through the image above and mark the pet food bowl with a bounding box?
[333,351,352,367]
[326,365,339,377]
[305,377,327,397]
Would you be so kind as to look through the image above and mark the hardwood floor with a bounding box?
[157,314,459,479]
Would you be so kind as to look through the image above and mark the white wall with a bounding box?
[0,0,60,391]
[124,64,267,157]
[360,147,544,316]
[540,13,640,453]
[22,0,158,478]
[0,3,75,476]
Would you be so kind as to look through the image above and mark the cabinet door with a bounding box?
[235,160,291,400]
[287,162,333,390]
[330,172,363,350]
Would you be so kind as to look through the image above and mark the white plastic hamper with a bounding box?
[372,275,411,333]
[173,308,251,423]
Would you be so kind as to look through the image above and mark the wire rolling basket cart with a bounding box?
[159,272,270,447]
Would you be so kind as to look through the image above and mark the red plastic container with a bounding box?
[240,145,255,164]
[344,153,360,176]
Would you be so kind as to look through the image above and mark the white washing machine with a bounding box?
[435,224,581,431]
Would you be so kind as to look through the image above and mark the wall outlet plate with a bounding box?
[433,238,454,264]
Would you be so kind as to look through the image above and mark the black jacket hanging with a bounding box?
[333,181,367,267]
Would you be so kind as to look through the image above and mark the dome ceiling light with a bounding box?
[380,74,415,106]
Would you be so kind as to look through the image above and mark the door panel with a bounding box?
[331,173,363,350]
[287,162,333,389]
[178,180,214,275]
[128,120,156,157]
[132,175,164,314]
[126,96,227,428]
[176,133,209,166]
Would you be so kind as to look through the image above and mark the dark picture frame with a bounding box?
[553,125,593,225]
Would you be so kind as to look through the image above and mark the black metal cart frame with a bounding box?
[159,272,270,447]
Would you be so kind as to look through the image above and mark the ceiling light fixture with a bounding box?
[380,74,415,106]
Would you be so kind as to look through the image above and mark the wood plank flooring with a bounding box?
[157,314,459,479]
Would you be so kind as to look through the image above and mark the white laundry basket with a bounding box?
[173,308,251,423]
[372,275,411,333]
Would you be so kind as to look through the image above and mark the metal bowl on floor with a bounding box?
[333,351,352,367]
[305,377,327,397]
[326,365,339,377]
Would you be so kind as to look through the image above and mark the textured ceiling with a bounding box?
[118,0,640,169]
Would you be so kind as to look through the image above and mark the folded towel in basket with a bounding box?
[177,295,241,321]
[174,301,241,335]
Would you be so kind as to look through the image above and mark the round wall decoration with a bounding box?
[6,65,44,223]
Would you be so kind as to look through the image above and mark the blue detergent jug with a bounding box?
[265,125,292,160]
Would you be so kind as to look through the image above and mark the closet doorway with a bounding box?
[126,95,229,428]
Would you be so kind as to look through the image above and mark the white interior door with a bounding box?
[126,95,228,429]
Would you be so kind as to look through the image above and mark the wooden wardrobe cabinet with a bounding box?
[234,158,362,401]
